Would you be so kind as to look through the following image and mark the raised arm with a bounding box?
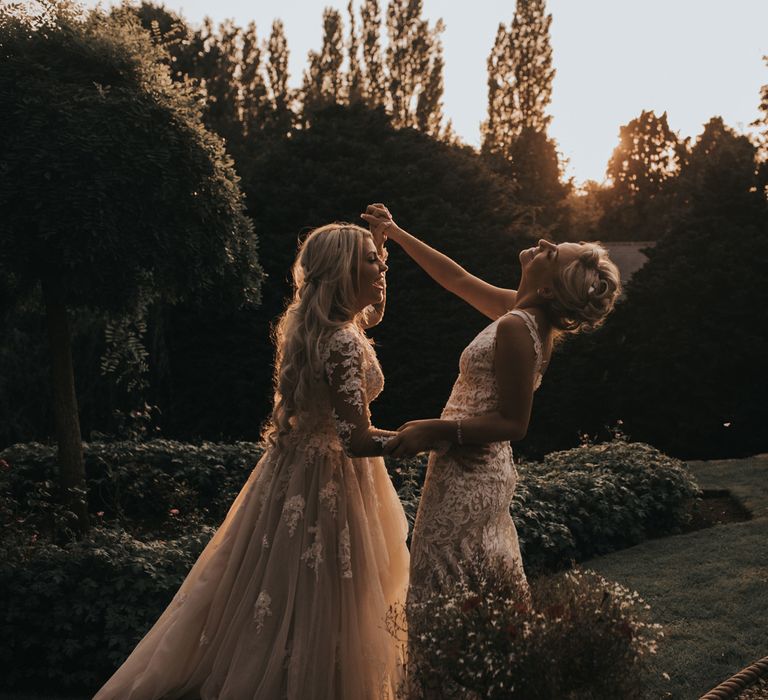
[324,327,395,457]
[361,203,516,320]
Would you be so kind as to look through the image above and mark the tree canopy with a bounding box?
[527,117,768,459]
[0,1,262,531]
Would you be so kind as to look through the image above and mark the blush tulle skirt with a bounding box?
[93,438,409,700]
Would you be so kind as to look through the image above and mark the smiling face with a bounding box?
[519,239,589,297]
[354,235,388,310]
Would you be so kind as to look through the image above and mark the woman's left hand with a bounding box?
[383,419,442,457]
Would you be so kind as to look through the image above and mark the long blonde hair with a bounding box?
[264,223,372,447]
[548,243,621,333]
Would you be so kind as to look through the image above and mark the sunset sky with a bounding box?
[84,0,768,184]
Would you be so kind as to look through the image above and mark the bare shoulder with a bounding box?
[495,314,538,363]
[496,312,530,337]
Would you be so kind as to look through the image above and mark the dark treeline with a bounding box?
[1,0,767,461]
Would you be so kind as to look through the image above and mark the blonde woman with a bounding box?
[361,203,620,691]
[94,223,409,700]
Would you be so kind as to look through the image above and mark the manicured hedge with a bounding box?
[0,524,214,692]
[0,438,699,693]
[511,439,701,573]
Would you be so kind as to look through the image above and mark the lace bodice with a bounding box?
[441,308,543,422]
[290,324,394,457]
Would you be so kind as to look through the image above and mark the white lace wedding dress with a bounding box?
[408,309,543,607]
[94,324,409,700]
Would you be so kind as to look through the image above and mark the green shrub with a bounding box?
[0,437,698,693]
[0,440,264,538]
[0,524,213,693]
[0,437,699,564]
[512,438,701,573]
[405,564,664,699]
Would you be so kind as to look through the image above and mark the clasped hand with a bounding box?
[361,203,396,247]
[384,419,444,458]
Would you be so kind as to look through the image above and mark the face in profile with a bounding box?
[519,239,589,296]
[354,236,388,311]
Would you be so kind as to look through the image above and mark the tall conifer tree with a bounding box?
[360,0,386,107]
[385,0,443,133]
[267,19,292,135]
[347,0,363,104]
[240,21,270,139]
[482,0,554,156]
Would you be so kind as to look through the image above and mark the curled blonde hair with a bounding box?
[548,243,621,333]
[264,223,372,447]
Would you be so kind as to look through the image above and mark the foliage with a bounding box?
[0,437,694,692]
[0,1,262,530]
[482,1,566,236]
[404,565,663,699]
[127,4,286,146]
[0,523,213,693]
[1,437,700,573]
[392,438,700,574]
[529,117,768,460]
[755,54,768,160]
[0,440,264,538]
[384,0,444,136]
[482,0,554,152]
[513,439,700,573]
[302,8,346,115]
[360,0,386,106]
[0,1,262,316]
[153,103,526,441]
[598,110,685,241]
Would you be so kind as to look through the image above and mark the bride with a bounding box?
[94,223,409,700]
[362,203,621,695]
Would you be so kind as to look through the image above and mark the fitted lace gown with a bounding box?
[94,324,409,700]
[408,309,544,608]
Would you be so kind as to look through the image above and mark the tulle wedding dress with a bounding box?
[94,324,409,700]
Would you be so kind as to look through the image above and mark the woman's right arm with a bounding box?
[361,204,516,320]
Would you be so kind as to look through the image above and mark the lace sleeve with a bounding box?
[324,327,395,457]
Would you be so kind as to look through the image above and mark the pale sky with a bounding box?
[85,0,768,184]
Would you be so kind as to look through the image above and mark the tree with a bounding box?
[676,116,766,224]
[265,20,292,136]
[360,0,386,107]
[606,110,683,203]
[526,117,768,460]
[302,8,345,117]
[481,1,565,234]
[0,2,262,534]
[598,110,685,240]
[414,25,444,136]
[215,103,527,441]
[481,0,554,157]
[755,55,768,161]
[240,21,270,139]
[507,126,569,234]
[346,0,363,104]
[385,0,445,135]
[129,1,201,83]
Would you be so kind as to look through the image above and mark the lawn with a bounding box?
[584,454,768,699]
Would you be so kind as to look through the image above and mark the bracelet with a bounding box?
[456,419,464,446]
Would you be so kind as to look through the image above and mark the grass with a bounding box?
[583,454,768,699]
